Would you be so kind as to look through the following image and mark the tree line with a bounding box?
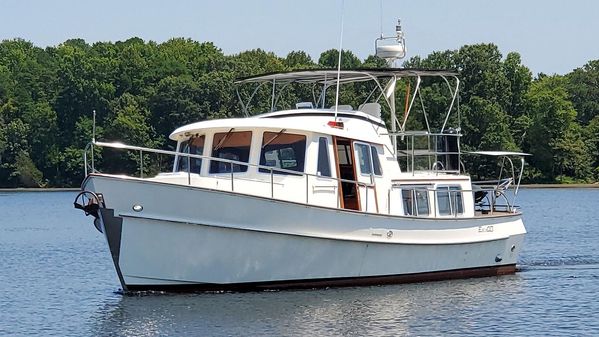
[0,37,597,187]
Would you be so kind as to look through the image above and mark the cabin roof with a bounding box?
[169,108,387,144]
[235,68,459,84]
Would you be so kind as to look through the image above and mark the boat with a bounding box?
[74,23,527,292]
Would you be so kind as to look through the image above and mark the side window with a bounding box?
[355,143,372,175]
[371,146,382,176]
[317,137,332,177]
[209,131,252,173]
[402,189,414,215]
[401,185,430,216]
[259,132,306,175]
[437,185,464,215]
[177,135,205,173]
[337,143,352,165]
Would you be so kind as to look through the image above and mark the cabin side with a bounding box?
[149,109,475,218]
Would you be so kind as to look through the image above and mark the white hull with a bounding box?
[84,174,526,291]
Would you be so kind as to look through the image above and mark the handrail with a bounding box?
[86,141,375,188]
[84,140,518,217]
[390,184,517,214]
[388,132,462,175]
[84,141,376,210]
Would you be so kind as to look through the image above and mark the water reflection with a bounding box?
[92,275,524,336]
[3,190,599,336]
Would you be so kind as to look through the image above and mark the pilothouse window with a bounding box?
[354,143,383,176]
[401,185,430,216]
[437,185,464,215]
[355,143,372,175]
[209,131,252,173]
[259,132,306,174]
[371,146,382,176]
[177,135,205,173]
[317,137,332,177]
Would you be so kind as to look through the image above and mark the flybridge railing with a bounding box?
[83,141,377,210]
[386,131,462,175]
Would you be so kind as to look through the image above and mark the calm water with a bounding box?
[1,189,598,336]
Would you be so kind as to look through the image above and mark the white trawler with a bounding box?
[75,22,527,291]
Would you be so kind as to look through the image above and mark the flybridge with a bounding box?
[234,68,462,168]
[234,69,460,129]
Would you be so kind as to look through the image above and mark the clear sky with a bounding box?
[1,0,598,75]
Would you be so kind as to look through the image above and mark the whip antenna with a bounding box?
[333,0,345,121]
[92,109,96,143]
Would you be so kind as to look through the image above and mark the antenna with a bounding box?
[333,0,345,122]
[91,109,96,173]
[92,109,96,143]
[375,18,407,67]
[379,0,383,38]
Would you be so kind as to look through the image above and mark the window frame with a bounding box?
[176,135,205,174]
[353,141,384,177]
[400,184,431,217]
[436,185,464,216]
[317,137,332,177]
[209,131,253,174]
[354,142,373,176]
[370,145,383,176]
[258,131,307,175]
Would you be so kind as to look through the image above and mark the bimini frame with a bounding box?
[234,68,460,159]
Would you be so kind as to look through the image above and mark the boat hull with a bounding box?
[85,174,526,291]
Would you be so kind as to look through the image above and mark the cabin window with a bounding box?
[437,185,464,216]
[337,142,352,165]
[355,143,372,175]
[317,137,332,177]
[371,146,382,176]
[209,131,252,173]
[401,185,430,216]
[259,132,306,174]
[177,135,205,173]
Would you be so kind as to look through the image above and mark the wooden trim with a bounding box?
[332,136,344,209]
[348,139,361,211]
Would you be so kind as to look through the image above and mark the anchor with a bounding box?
[74,191,105,233]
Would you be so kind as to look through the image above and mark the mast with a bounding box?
[375,18,407,159]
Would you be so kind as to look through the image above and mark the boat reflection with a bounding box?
[92,275,522,336]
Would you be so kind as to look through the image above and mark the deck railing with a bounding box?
[389,131,462,175]
[84,141,518,217]
[389,184,516,217]
[84,141,376,209]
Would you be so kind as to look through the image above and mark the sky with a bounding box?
[1,0,598,75]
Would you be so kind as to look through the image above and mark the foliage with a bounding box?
[0,37,596,187]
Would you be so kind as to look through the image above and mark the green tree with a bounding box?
[284,51,315,69]
[318,49,361,68]
[13,151,43,187]
[148,75,206,139]
[525,75,592,181]
[585,115,599,179]
[567,60,599,124]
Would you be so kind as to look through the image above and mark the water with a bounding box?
[1,189,598,336]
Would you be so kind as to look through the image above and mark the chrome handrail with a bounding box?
[388,132,462,175]
[84,141,376,208]
[390,184,517,215]
[84,141,517,217]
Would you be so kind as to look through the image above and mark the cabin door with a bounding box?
[333,137,360,210]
